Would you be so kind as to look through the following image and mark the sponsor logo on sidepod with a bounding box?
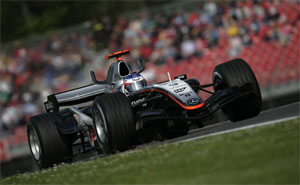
[179,91,193,97]
[174,87,186,93]
[131,98,146,106]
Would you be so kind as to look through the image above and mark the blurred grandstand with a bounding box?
[0,0,299,177]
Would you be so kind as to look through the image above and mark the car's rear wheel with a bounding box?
[92,92,136,154]
[27,113,72,169]
[213,58,262,122]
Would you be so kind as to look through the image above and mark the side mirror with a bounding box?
[137,58,145,74]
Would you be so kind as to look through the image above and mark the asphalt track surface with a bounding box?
[165,101,299,144]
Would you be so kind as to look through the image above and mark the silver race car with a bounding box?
[27,50,262,168]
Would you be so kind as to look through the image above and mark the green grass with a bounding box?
[2,118,299,184]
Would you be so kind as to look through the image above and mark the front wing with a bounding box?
[141,83,254,122]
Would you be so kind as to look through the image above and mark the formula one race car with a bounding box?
[27,50,262,168]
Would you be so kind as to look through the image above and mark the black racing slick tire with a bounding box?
[92,92,136,154]
[213,58,262,122]
[27,113,72,169]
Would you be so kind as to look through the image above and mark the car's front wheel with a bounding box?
[213,58,262,122]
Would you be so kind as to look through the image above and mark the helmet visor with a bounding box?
[125,81,146,92]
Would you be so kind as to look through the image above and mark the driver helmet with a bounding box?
[123,73,147,93]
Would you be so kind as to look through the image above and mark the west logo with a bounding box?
[174,87,186,93]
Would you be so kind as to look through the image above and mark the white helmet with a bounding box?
[123,73,147,93]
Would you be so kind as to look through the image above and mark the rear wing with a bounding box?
[44,84,108,112]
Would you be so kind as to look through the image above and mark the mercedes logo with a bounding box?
[187,98,199,105]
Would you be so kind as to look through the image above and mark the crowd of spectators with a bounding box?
[107,0,298,66]
[0,32,95,135]
[1,0,299,135]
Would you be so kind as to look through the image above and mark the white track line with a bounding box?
[181,116,300,143]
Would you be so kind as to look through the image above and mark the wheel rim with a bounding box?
[94,104,109,152]
[29,129,41,161]
[95,112,106,143]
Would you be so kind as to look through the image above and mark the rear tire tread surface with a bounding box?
[27,112,72,169]
[93,92,135,153]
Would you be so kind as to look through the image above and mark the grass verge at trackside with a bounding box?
[2,118,299,184]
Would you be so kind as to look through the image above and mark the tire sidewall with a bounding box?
[27,120,43,168]
[92,101,111,154]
